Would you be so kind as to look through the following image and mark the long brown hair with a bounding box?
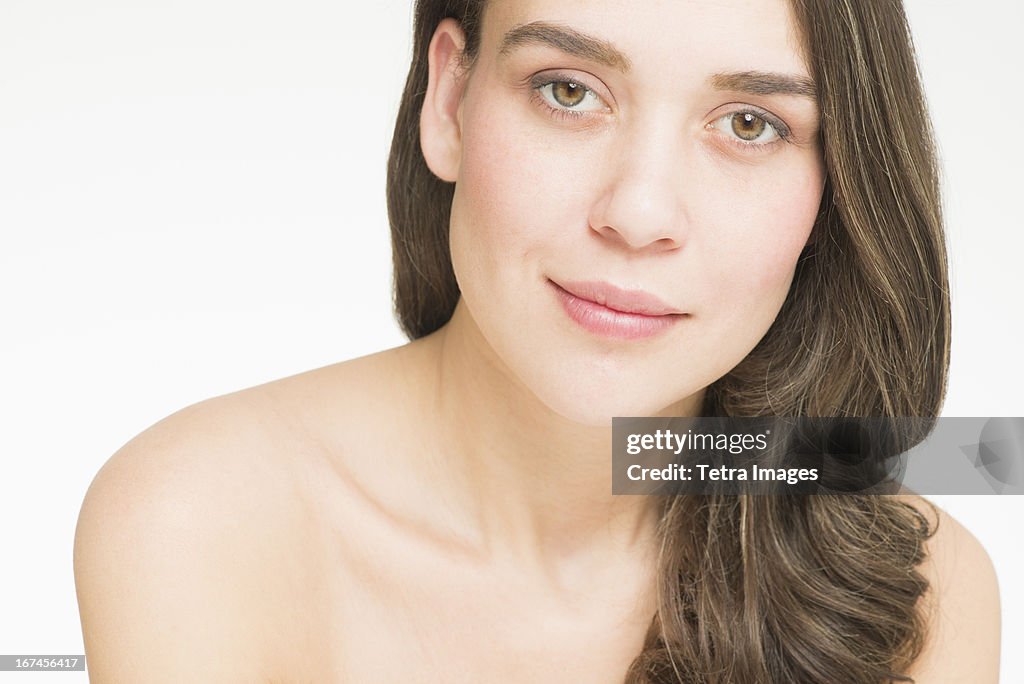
[386,0,949,681]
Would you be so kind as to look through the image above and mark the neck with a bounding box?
[415,299,702,585]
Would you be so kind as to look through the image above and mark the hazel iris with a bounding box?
[551,81,587,107]
[732,112,768,140]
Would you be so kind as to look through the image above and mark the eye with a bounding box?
[708,109,790,148]
[530,76,609,119]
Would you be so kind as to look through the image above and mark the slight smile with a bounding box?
[549,279,688,340]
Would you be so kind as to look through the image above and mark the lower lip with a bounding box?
[550,281,686,340]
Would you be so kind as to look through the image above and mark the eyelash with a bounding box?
[527,74,793,150]
[709,107,792,152]
[528,74,606,122]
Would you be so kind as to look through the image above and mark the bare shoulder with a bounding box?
[893,494,1001,683]
[73,346,428,682]
[73,386,325,682]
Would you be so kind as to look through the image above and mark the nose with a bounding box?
[588,123,691,253]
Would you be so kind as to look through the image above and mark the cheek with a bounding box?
[449,95,580,285]
[748,202,815,293]
[705,158,823,322]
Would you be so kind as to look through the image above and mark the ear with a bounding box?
[420,18,470,183]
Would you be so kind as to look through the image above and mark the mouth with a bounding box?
[548,279,688,340]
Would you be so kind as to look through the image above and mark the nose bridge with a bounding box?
[591,112,690,251]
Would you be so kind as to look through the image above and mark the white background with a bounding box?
[1,0,1021,681]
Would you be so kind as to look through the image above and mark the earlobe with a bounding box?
[420,18,469,183]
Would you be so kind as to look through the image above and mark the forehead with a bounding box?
[480,0,810,77]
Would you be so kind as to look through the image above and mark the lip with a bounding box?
[549,279,687,339]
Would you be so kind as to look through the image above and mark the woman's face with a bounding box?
[434,0,824,425]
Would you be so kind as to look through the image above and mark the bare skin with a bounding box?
[75,314,673,683]
[73,311,1001,682]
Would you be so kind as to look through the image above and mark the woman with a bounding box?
[74,0,1001,681]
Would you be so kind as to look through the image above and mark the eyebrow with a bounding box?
[498,21,817,100]
[711,71,817,99]
[499,21,633,72]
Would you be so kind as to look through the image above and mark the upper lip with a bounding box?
[553,279,685,316]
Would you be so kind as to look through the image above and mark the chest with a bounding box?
[268,531,655,683]
[329,572,653,683]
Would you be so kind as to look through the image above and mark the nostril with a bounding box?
[591,222,684,253]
